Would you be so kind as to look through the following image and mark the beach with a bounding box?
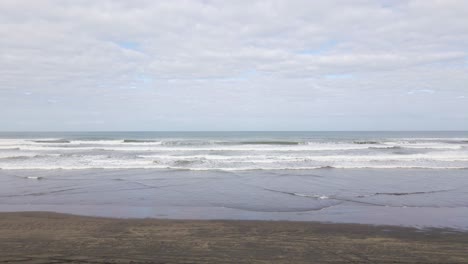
[1,132,468,263]
[1,212,468,263]
[3,0,468,261]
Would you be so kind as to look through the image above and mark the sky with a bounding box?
[0,0,467,131]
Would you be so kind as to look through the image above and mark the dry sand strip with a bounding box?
[0,212,467,264]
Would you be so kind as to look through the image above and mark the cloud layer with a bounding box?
[1,0,467,130]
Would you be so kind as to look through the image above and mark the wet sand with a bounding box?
[1,212,467,263]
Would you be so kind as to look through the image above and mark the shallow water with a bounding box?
[1,168,467,230]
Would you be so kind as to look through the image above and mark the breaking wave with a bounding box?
[32,139,71,143]
[1,135,467,170]
[123,139,160,143]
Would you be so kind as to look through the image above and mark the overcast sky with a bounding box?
[1,0,467,131]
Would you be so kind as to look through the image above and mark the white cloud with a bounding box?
[0,0,467,130]
[407,89,436,95]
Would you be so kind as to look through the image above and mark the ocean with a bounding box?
[0,131,468,170]
[1,131,467,229]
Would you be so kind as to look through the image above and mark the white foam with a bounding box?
[25,176,43,180]
[0,138,463,153]
[0,163,467,170]
[1,137,468,170]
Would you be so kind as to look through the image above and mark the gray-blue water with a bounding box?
[0,132,467,229]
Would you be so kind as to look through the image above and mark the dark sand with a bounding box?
[0,212,467,263]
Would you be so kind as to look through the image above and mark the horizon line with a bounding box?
[1,130,467,133]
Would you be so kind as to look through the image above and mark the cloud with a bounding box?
[114,41,141,51]
[0,0,467,130]
[407,89,436,95]
[325,74,354,79]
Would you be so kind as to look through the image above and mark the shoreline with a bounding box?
[1,211,468,263]
[2,208,468,233]
[2,168,468,230]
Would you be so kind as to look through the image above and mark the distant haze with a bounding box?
[0,0,467,131]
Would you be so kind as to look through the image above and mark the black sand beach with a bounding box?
[2,0,468,260]
[1,134,468,263]
[1,212,467,263]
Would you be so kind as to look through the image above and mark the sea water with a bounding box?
[1,131,467,229]
[0,131,467,170]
